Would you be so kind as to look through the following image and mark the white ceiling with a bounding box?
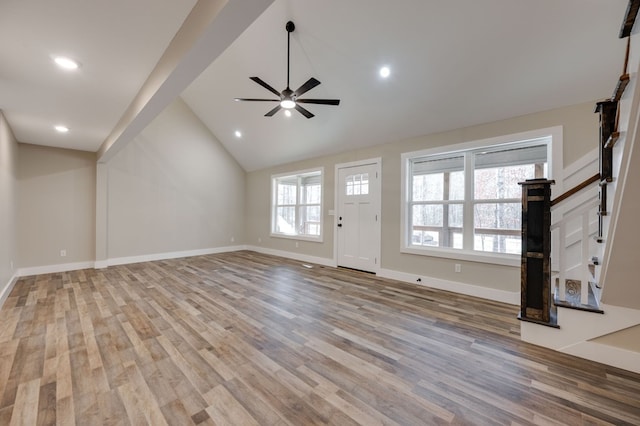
[0,0,197,151]
[0,0,630,171]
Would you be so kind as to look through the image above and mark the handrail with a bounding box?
[551,173,600,207]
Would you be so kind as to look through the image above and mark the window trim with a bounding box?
[270,167,324,242]
[400,126,562,266]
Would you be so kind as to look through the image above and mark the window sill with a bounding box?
[401,246,520,267]
[270,233,324,243]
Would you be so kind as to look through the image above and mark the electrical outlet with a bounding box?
[10,260,13,270]
[230,236,235,243]
[455,263,461,273]
[295,242,299,248]
[258,237,262,243]
[60,249,67,257]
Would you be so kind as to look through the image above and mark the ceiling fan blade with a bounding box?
[297,99,341,105]
[265,105,282,117]
[250,77,282,97]
[295,104,315,119]
[234,98,279,102]
[293,77,321,97]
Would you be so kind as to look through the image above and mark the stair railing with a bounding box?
[550,181,599,305]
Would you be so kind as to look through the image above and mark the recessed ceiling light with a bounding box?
[234,130,242,138]
[54,56,79,70]
[54,125,69,133]
[379,66,391,78]
[284,110,292,117]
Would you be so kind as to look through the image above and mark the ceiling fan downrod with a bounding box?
[286,21,295,90]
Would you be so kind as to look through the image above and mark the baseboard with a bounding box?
[0,272,19,309]
[377,267,520,305]
[561,341,640,375]
[17,261,96,277]
[245,245,336,268]
[14,246,249,277]
[106,245,247,267]
[242,247,517,304]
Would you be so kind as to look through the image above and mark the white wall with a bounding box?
[246,101,599,298]
[105,97,245,260]
[17,143,96,270]
[0,111,18,302]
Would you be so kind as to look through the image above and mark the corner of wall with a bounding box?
[0,273,19,309]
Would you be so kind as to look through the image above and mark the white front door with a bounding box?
[336,161,381,272]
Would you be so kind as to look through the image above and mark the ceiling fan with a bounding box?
[234,21,340,119]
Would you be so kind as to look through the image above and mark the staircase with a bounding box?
[519,0,640,374]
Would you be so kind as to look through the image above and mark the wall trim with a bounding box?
[0,273,20,308]
[377,267,520,305]
[246,245,336,268]
[15,246,249,277]
[18,261,96,277]
[106,245,247,267]
[562,148,598,190]
[562,341,640,375]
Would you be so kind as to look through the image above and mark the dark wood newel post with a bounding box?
[517,179,559,328]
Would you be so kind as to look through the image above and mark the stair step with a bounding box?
[553,279,604,314]
[611,75,629,102]
[619,0,640,38]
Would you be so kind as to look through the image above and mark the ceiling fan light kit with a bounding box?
[234,21,340,119]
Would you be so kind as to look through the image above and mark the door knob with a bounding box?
[337,223,342,227]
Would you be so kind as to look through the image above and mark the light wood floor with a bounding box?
[1,251,639,425]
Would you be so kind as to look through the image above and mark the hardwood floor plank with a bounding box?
[204,384,260,426]
[1,251,639,425]
[36,381,56,426]
[9,378,40,426]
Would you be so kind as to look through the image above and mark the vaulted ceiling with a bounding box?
[0,0,629,171]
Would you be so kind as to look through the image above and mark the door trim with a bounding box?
[333,157,382,273]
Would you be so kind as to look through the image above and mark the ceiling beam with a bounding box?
[96,0,274,163]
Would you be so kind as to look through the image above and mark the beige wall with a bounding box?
[246,101,599,293]
[0,111,18,291]
[106,97,245,258]
[17,144,96,268]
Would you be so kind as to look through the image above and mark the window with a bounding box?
[346,173,369,195]
[271,168,323,240]
[402,130,557,263]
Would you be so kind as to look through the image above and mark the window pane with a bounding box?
[300,206,321,236]
[345,173,369,196]
[411,204,463,249]
[302,183,321,204]
[275,207,296,234]
[277,183,297,205]
[474,234,521,254]
[448,204,463,227]
[474,164,541,200]
[412,204,443,227]
[412,230,439,246]
[474,203,521,230]
[412,173,443,201]
[449,171,464,200]
[474,203,521,253]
